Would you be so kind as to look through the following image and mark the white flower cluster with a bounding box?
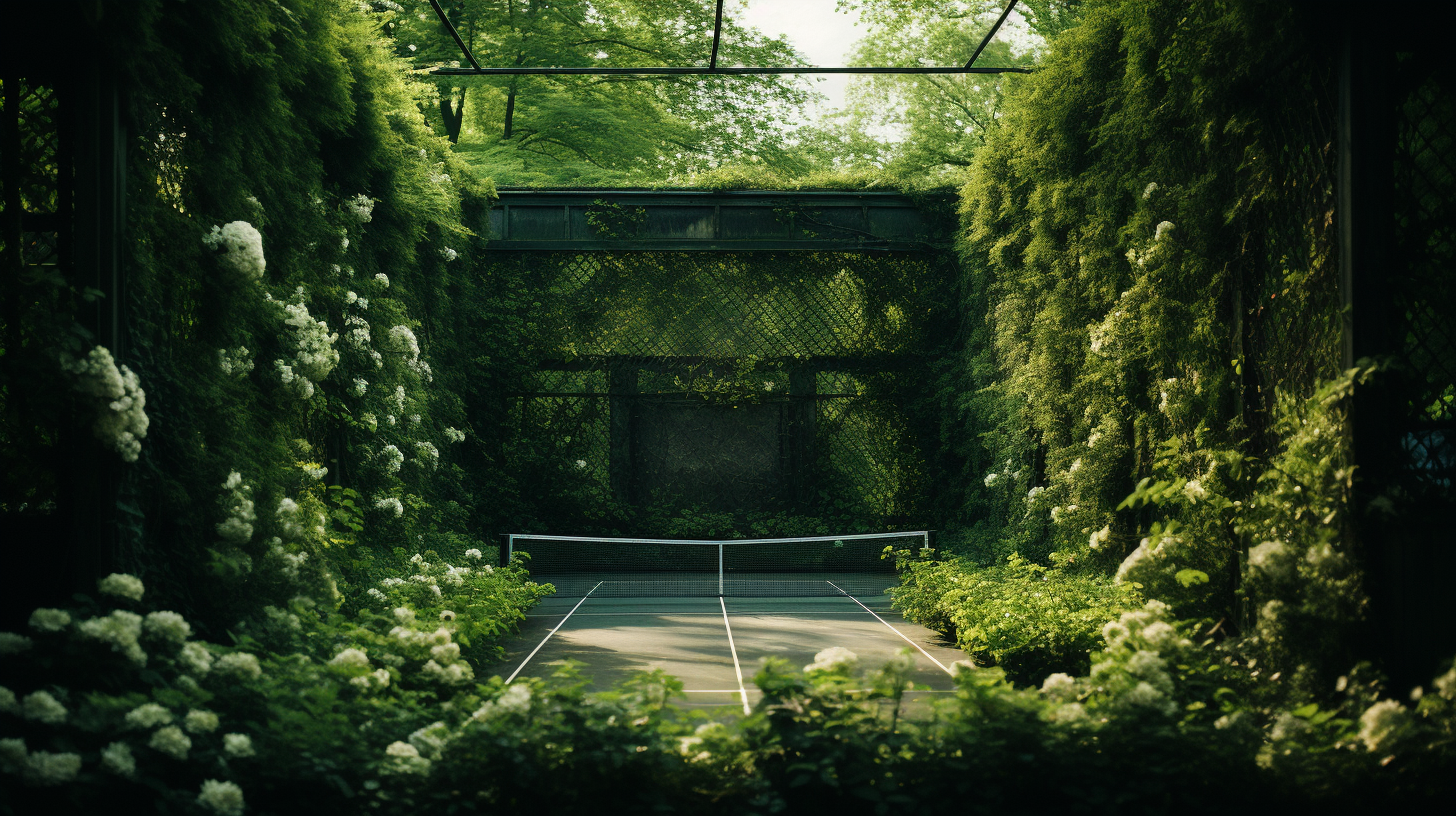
[379,444,404,474]
[216,471,256,545]
[78,610,147,666]
[381,741,431,776]
[28,608,71,633]
[440,247,457,262]
[22,691,68,724]
[150,725,192,759]
[445,427,466,443]
[414,441,439,469]
[1089,524,1112,549]
[202,221,266,280]
[144,611,192,644]
[185,709,220,733]
[275,301,340,399]
[223,733,254,758]
[0,633,31,654]
[100,741,135,777]
[213,652,263,681]
[0,739,82,785]
[99,572,146,601]
[375,496,404,517]
[344,314,372,350]
[304,464,328,480]
[63,346,150,462]
[217,346,254,377]
[268,539,309,581]
[374,272,390,288]
[472,684,532,721]
[197,779,246,816]
[275,498,322,540]
[804,646,858,674]
[352,377,368,396]
[343,193,374,223]
[387,326,430,379]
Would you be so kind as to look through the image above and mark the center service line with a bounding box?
[825,581,954,676]
[505,581,602,684]
[720,597,753,715]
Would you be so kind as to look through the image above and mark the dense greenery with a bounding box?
[3,0,1455,813]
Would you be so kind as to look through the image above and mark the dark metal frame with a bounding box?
[425,0,1028,77]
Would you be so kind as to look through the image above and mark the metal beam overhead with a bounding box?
[427,0,481,71]
[708,0,724,71]
[431,65,1031,76]
[965,0,1021,69]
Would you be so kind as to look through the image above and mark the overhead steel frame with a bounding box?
[424,0,1030,77]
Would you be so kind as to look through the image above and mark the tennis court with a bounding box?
[483,533,966,713]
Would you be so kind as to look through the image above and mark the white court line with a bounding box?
[825,581,954,676]
[525,612,889,617]
[505,581,602,684]
[720,597,752,715]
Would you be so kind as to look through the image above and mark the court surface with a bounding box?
[482,583,967,714]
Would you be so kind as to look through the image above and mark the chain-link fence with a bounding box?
[494,248,954,523]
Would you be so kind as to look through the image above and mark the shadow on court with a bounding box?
[483,592,967,715]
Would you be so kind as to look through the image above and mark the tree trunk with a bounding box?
[503,81,517,139]
[439,87,465,144]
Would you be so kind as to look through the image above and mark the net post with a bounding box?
[718,543,724,597]
[925,530,936,554]
[500,533,513,568]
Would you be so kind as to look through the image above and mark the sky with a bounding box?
[734,0,864,120]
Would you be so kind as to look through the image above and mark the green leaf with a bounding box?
[1174,569,1210,587]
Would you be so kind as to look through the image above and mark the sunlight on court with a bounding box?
[485,589,966,715]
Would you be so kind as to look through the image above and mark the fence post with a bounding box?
[787,364,816,505]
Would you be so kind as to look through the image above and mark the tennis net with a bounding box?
[504,531,926,597]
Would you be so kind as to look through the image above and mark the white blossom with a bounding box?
[352,377,368,396]
[329,648,371,670]
[1154,220,1175,242]
[62,347,149,462]
[0,686,16,715]
[280,301,339,382]
[100,742,136,777]
[367,588,388,603]
[0,738,26,774]
[1041,673,1078,701]
[180,642,214,675]
[99,572,145,601]
[185,709,220,734]
[422,659,474,685]
[1089,525,1111,549]
[78,610,147,666]
[125,703,173,729]
[463,548,482,560]
[28,609,70,633]
[24,751,82,785]
[472,683,532,720]
[375,496,404,517]
[804,646,858,673]
[0,632,33,655]
[144,611,192,644]
[197,779,246,816]
[414,441,440,469]
[150,725,192,759]
[343,193,374,223]
[1142,182,1159,199]
[217,472,256,544]
[1358,699,1409,753]
[380,445,404,473]
[440,247,458,262]
[214,652,263,680]
[202,221,266,280]
[445,427,466,443]
[382,741,431,775]
[218,346,254,377]
[21,691,67,725]
[223,733,254,758]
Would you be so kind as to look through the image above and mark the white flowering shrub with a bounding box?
[342,193,375,224]
[217,346,254,377]
[202,221,266,280]
[274,300,340,398]
[62,346,150,462]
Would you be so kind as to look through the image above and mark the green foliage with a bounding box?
[890,548,1139,684]
[390,0,815,185]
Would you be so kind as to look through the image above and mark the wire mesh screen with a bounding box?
[1393,55,1456,490]
[1240,53,1343,451]
[495,249,953,521]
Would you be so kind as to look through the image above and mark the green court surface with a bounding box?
[482,587,967,714]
